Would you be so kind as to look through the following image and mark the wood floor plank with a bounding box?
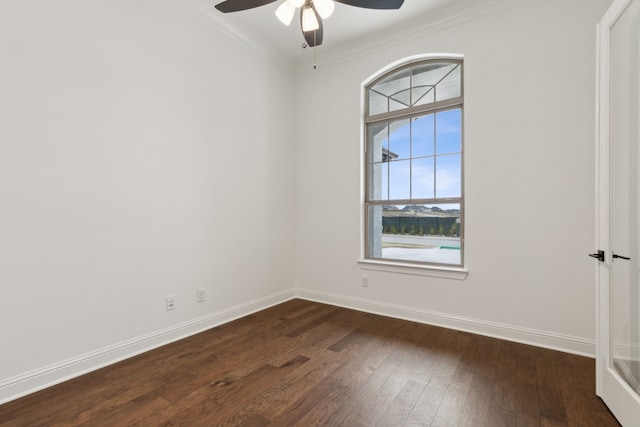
[272,314,418,426]
[131,390,210,426]
[430,370,475,427]
[285,307,341,338]
[513,343,541,427]
[456,375,495,427]
[536,347,569,424]
[49,377,166,427]
[350,325,440,426]
[6,381,109,427]
[451,333,498,426]
[256,349,344,422]
[322,356,401,426]
[77,396,170,427]
[194,354,309,424]
[483,404,517,427]
[353,359,423,426]
[268,375,348,426]
[0,300,622,427]
[267,318,351,367]
[375,378,427,426]
[490,339,518,412]
[238,413,270,427]
[404,330,471,426]
[0,372,108,426]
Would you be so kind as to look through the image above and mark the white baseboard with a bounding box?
[0,289,295,405]
[294,288,596,358]
[0,287,597,405]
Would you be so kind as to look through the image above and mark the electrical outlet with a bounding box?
[166,295,176,311]
[197,288,205,303]
[361,276,369,287]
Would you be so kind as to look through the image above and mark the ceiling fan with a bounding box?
[214,0,405,47]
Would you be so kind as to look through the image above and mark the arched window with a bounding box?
[364,56,464,267]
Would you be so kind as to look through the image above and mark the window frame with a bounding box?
[361,55,465,272]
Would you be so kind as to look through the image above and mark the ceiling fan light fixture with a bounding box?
[214,0,405,48]
[313,0,335,19]
[275,1,296,25]
[301,5,320,32]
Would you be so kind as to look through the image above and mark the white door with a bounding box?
[596,0,640,425]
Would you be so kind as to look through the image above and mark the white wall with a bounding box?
[0,0,614,406]
[294,0,612,354]
[0,0,296,402]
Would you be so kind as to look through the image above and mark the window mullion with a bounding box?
[386,123,390,200]
[433,113,437,198]
[365,97,463,124]
[409,117,413,200]
[367,198,462,206]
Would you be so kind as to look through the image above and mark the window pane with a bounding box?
[367,203,462,266]
[436,154,461,198]
[412,62,460,107]
[381,163,389,200]
[368,90,388,115]
[436,109,462,155]
[370,68,412,114]
[368,162,388,201]
[388,118,410,160]
[367,122,388,163]
[412,114,434,158]
[411,157,434,199]
[436,64,461,102]
[389,160,410,200]
[390,89,411,109]
[371,68,411,98]
[412,63,455,87]
[389,99,407,112]
[412,86,435,106]
[366,204,385,258]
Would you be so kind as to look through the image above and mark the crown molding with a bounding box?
[294,0,526,74]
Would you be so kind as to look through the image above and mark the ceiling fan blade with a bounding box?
[301,7,323,47]
[334,0,404,9]
[214,0,278,13]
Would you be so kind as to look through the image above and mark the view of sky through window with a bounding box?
[370,108,462,203]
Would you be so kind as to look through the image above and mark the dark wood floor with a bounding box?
[0,299,621,426]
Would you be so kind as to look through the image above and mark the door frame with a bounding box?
[595,0,640,424]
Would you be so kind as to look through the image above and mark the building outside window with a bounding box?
[364,57,464,268]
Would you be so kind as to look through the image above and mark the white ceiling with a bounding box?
[211,0,462,61]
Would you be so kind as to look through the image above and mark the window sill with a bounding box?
[358,259,468,280]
